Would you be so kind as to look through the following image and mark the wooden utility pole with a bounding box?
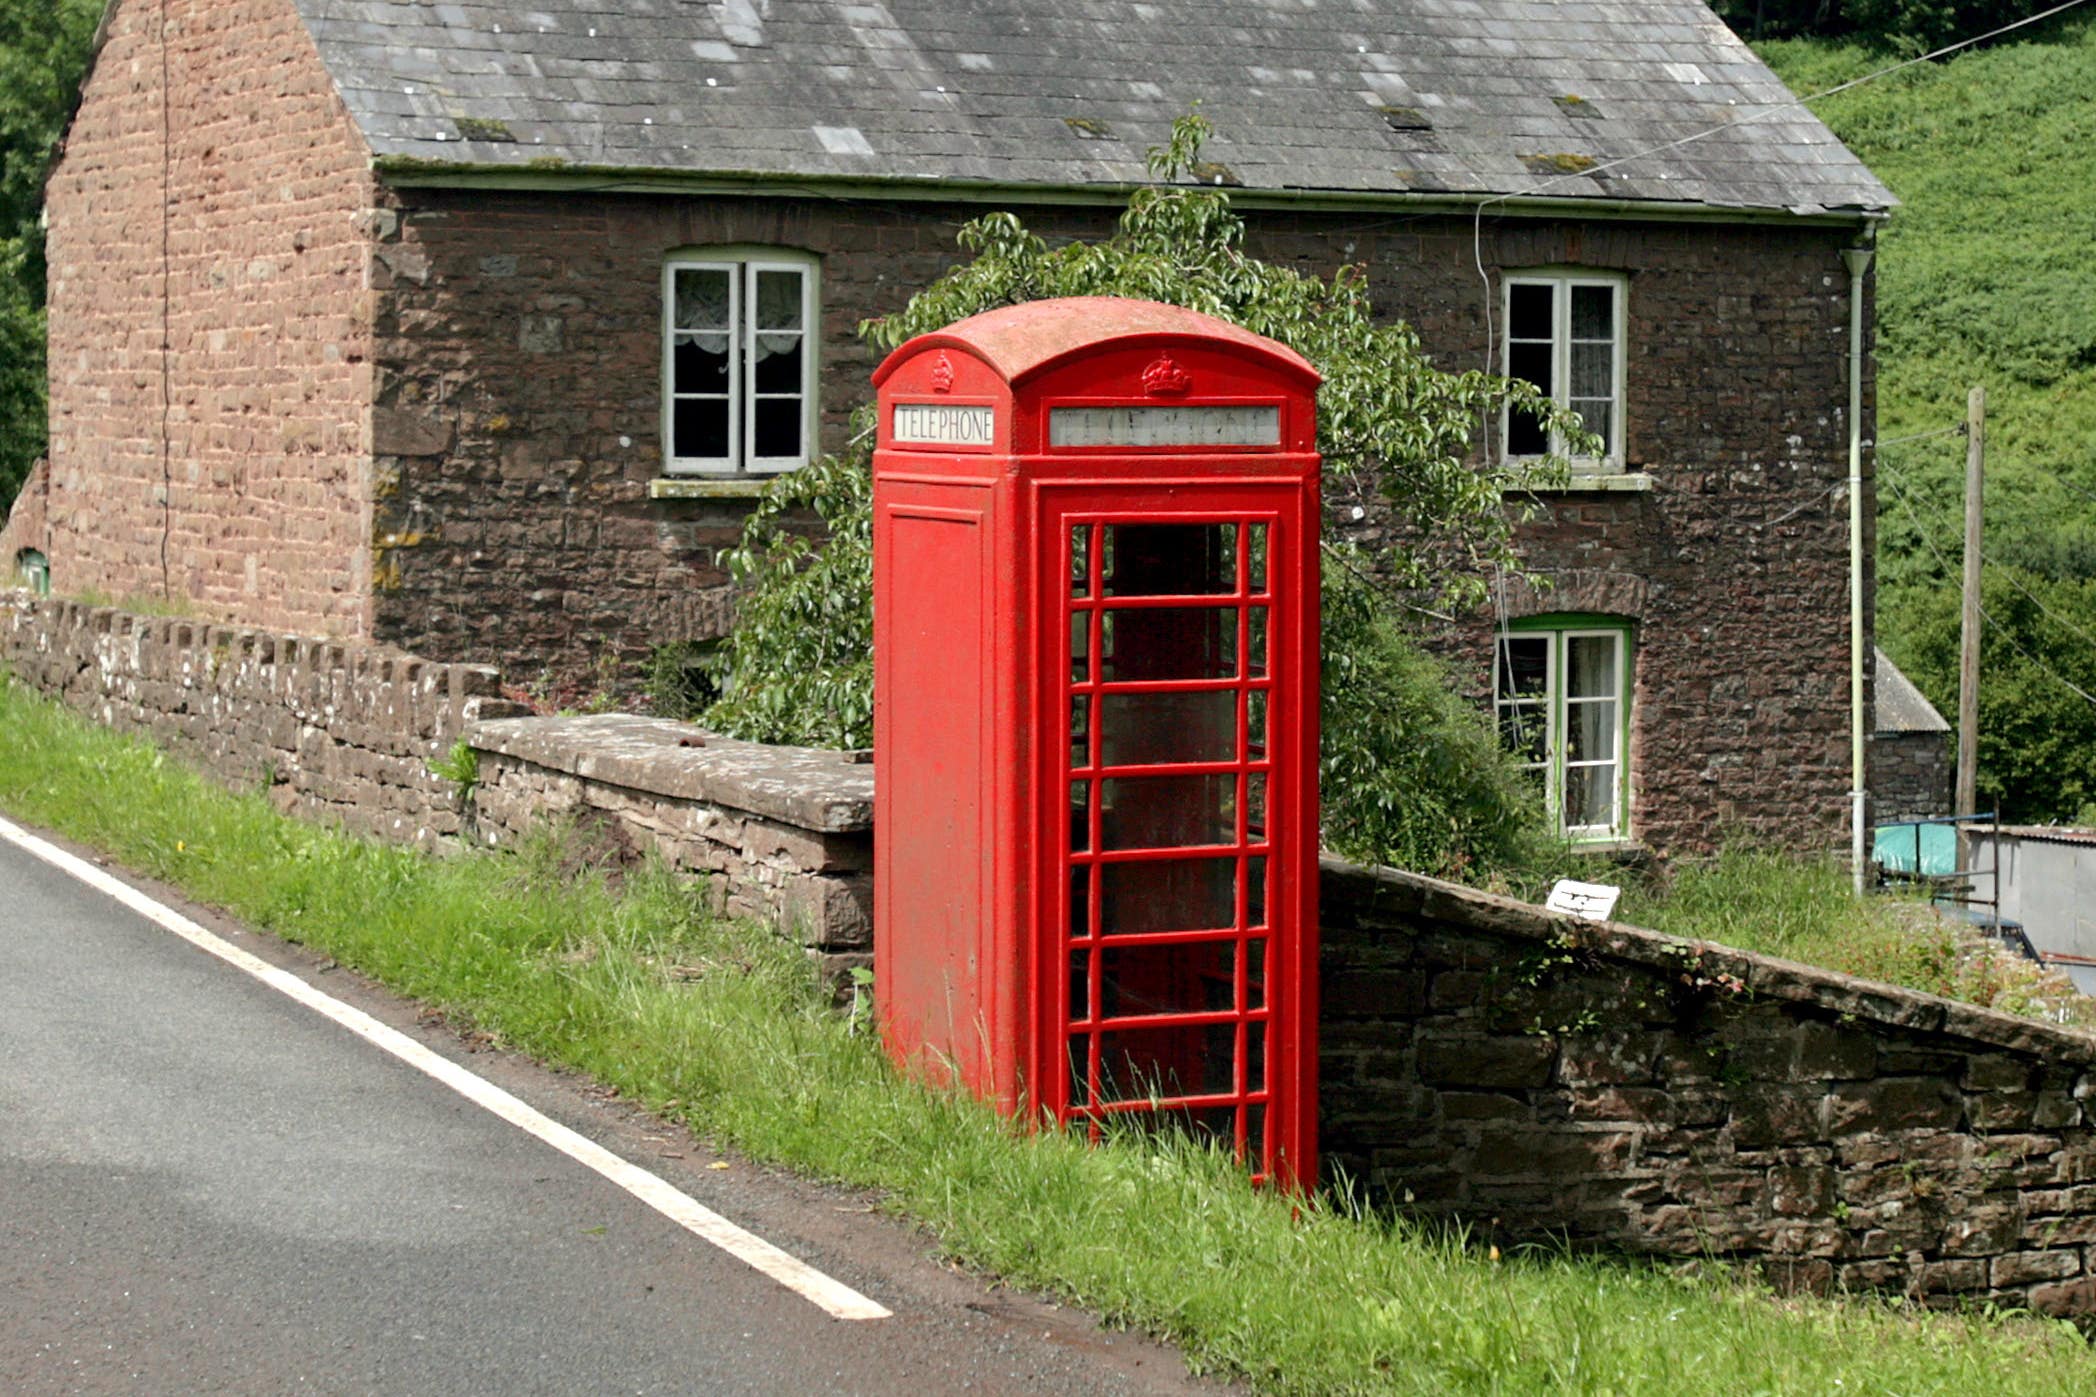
[1956,385,1985,818]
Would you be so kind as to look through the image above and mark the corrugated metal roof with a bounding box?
[295,0,1893,216]
[1875,647,1949,735]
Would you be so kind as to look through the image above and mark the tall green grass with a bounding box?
[1618,849,2092,1027]
[3,676,2094,1393]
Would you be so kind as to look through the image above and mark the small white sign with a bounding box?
[1049,404,1280,449]
[1545,878,1620,923]
[892,402,996,446]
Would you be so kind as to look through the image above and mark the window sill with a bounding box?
[648,477,776,501]
[1510,472,1653,494]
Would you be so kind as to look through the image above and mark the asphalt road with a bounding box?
[0,822,1225,1396]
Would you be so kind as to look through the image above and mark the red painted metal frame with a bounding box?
[872,298,1321,1189]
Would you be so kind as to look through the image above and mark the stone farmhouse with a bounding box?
[1,0,1895,857]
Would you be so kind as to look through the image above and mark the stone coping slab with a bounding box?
[1323,857,2096,1063]
[467,714,872,834]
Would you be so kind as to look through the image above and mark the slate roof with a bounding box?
[295,0,1892,217]
[1875,648,1950,735]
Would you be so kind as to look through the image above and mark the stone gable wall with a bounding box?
[1871,729,1954,825]
[39,0,377,635]
[1321,858,2096,1320]
[364,190,1866,853]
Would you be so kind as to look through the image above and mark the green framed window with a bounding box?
[1494,617,1632,841]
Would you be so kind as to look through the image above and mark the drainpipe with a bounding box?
[1843,238,1875,896]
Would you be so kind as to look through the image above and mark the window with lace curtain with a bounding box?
[662,250,818,475]
[1494,617,1632,841]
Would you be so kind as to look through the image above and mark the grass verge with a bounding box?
[1617,849,2093,1029]
[3,676,2094,1393]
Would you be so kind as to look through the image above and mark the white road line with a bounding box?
[0,813,892,1323]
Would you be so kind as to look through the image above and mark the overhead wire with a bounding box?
[1880,472,2096,710]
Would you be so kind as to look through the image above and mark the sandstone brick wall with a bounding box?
[467,714,873,979]
[1871,730,1954,825]
[1,592,509,842]
[1321,858,2096,1320]
[40,0,377,635]
[364,190,1866,852]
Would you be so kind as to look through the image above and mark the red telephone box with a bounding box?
[871,297,1320,1187]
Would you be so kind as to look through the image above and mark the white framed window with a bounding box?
[663,250,818,475]
[1501,271,1625,468]
[1495,620,1631,841]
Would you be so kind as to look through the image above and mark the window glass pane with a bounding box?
[1070,525,1091,598]
[1570,341,1613,399]
[1100,773,1236,851]
[674,267,732,331]
[1099,607,1236,682]
[1103,523,1235,597]
[1508,406,1550,456]
[1070,693,1091,770]
[1069,781,1090,852]
[1070,611,1090,683]
[673,398,729,460]
[1096,1022,1236,1102]
[1099,941,1236,1018]
[1566,764,1616,830]
[1248,854,1266,927]
[1571,283,1614,340]
[1566,634,1618,700]
[1122,1104,1239,1149]
[752,397,802,459]
[672,335,729,392]
[1101,857,1237,935]
[1247,938,1266,1010]
[1248,524,1268,592]
[753,268,804,330]
[1246,690,1266,760]
[1245,773,1266,843]
[1568,699,1616,763]
[1246,1022,1266,1093]
[1100,691,1237,766]
[1499,703,1548,766]
[1497,636,1549,698]
[1509,282,1554,340]
[1070,865,1091,939]
[1507,340,1553,394]
[1570,400,1612,449]
[752,336,803,394]
[1069,950,1091,1023]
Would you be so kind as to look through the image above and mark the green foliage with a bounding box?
[0,0,99,518]
[701,434,874,746]
[643,638,721,722]
[1619,847,2091,1026]
[1715,0,2069,47]
[707,116,1578,871]
[1758,20,2096,821]
[7,680,2096,1392]
[1319,546,1558,879]
[426,738,480,797]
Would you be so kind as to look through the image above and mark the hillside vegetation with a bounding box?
[1762,14,2096,821]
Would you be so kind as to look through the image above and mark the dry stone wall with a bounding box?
[1321,858,2096,1321]
[0,592,514,841]
[468,714,873,978]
